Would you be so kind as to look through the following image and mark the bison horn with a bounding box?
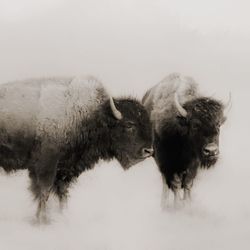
[110,97,122,120]
[174,93,188,117]
[224,92,232,115]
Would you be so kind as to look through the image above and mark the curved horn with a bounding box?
[224,92,232,116]
[110,97,122,120]
[174,93,187,117]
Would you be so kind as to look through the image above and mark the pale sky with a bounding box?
[0,2,249,249]
[1,0,249,33]
[0,0,249,96]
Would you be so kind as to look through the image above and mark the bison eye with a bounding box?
[124,121,136,131]
[177,116,187,126]
[191,120,201,130]
[192,124,198,130]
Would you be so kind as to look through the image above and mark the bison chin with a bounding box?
[200,155,219,169]
[116,153,147,170]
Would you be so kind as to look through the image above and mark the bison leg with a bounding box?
[28,141,60,223]
[173,189,182,208]
[172,174,183,208]
[35,188,51,223]
[161,173,183,209]
[182,168,196,201]
[183,188,191,200]
[53,179,71,211]
[161,175,170,210]
[29,172,54,224]
[52,166,79,212]
[183,179,193,201]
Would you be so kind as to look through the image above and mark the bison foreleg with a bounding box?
[173,189,183,208]
[183,188,191,200]
[161,175,170,210]
[182,168,196,201]
[161,174,183,209]
[172,174,184,208]
[54,179,70,212]
[183,179,193,201]
[36,188,51,223]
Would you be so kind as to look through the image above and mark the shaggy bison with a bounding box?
[142,73,230,208]
[0,76,153,222]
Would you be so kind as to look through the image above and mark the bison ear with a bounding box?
[110,97,123,120]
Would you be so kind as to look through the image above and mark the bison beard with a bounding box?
[0,77,153,223]
[142,73,227,208]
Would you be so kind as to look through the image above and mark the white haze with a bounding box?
[0,0,249,249]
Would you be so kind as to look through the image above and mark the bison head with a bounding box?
[109,97,153,169]
[174,94,230,168]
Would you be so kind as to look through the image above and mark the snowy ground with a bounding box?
[0,0,250,249]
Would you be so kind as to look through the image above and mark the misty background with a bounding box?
[0,0,249,249]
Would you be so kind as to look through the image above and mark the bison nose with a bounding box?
[141,148,154,158]
[203,143,219,156]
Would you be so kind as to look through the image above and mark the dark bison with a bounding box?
[0,76,153,222]
[142,73,230,208]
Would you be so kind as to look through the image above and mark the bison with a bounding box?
[0,76,153,222]
[142,73,230,208]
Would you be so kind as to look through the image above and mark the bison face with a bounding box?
[110,99,153,169]
[188,117,222,167]
[176,97,226,168]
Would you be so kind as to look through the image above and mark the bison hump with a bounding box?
[145,73,199,133]
[36,76,108,142]
[0,76,108,145]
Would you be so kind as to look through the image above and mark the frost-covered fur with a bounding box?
[0,76,107,144]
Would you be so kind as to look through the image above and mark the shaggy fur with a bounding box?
[0,76,153,222]
[143,73,226,204]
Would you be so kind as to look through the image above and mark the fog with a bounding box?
[0,0,250,249]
